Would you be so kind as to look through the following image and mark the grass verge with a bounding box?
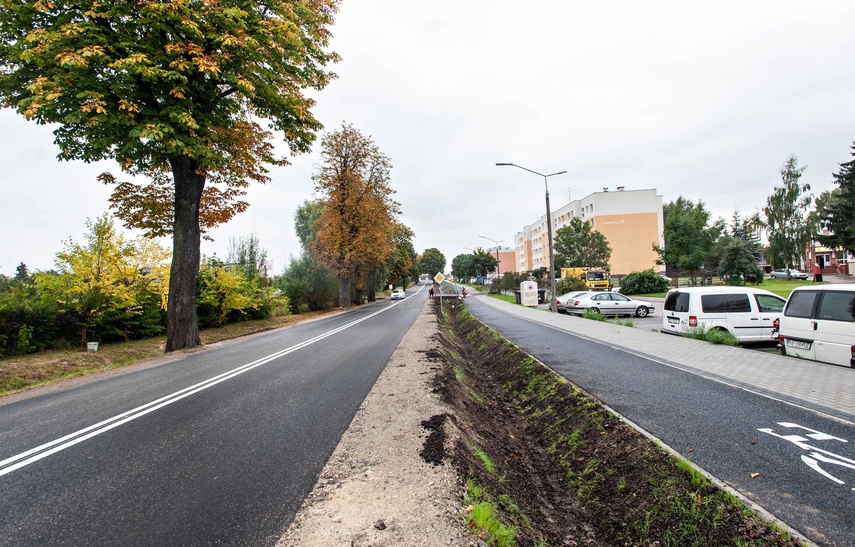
[436,301,801,546]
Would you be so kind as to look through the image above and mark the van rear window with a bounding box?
[701,294,751,313]
[784,291,819,318]
[816,291,855,322]
[664,291,689,312]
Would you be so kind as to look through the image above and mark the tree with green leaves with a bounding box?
[420,248,446,277]
[470,248,498,280]
[710,209,763,274]
[0,0,339,351]
[554,217,612,270]
[386,224,417,291]
[816,143,855,254]
[275,200,337,313]
[653,197,723,284]
[226,233,269,286]
[294,200,326,250]
[34,214,170,346]
[764,155,813,270]
[717,239,764,285]
[450,254,473,282]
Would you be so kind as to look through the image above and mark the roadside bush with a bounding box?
[275,253,338,312]
[490,272,526,295]
[280,279,308,314]
[683,325,739,346]
[619,269,670,295]
[582,308,608,322]
[0,282,59,354]
[197,260,287,328]
[556,276,586,295]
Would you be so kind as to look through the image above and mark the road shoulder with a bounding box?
[278,300,470,546]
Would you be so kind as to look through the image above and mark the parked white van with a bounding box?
[776,284,855,368]
[661,286,786,343]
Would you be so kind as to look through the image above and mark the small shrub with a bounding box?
[684,325,739,346]
[556,276,586,295]
[16,325,36,355]
[620,269,670,295]
[582,309,608,322]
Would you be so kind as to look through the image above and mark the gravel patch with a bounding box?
[278,301,474,547]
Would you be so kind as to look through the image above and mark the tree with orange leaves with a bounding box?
[312,124,401,308]
[0,0,340,351]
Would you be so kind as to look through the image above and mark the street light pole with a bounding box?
[496,163,567,313]
[478,235,503,278]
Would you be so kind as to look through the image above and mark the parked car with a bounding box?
[564,292,654,317]
[770,268,809,280]
[555,291,589,314]
[661,286,785,343]
[391,289,406,300]
[776,284,855,368]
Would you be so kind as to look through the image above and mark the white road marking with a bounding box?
[0,296,417,477]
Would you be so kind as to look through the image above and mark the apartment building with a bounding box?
[514,187,663,276]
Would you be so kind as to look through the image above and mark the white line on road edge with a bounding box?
[0,296,417,477]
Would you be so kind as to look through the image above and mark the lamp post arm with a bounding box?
[495,162,567,313]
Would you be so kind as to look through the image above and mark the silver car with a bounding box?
[565,292,654,317]
[770,268,809,280]
[556,291,589,314]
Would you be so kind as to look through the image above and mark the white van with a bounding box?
[661,286,786,343]
[776,284,855,368]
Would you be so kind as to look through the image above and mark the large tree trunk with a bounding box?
[367,270,376,302]
[165,157,205,352]
[338,275,351,309]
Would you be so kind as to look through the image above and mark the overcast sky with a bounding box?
[2,1,855,277]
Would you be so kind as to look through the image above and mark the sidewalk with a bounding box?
[473,293,855,423]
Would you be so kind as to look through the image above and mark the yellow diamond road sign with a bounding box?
[434,273,445,284]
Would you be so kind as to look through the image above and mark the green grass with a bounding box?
[683,325,740,346]
[475,445,498,475]
[489,293,517,304]
[582,308,609,321]
[633,277,820,300]
[464,479,519,547]
[757,277,819,298]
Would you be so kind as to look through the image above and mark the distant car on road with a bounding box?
[391,289,406,300]
[565,292,654,317]
[770,268,809,280]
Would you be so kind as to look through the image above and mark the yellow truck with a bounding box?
[561,267,611,291]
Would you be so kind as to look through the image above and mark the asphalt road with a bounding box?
[0,286,426,546]
[465,296,855,547]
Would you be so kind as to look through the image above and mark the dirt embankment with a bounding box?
[281,299,803,546]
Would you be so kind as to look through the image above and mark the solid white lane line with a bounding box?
[0,301,403,477]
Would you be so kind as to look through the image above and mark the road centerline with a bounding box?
[0,300,408,477]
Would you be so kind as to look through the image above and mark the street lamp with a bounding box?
[478,235,503,278]
[496,163,567,313]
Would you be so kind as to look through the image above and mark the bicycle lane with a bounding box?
[464,294,855,547]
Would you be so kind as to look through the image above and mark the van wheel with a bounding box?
[635,306,649,318]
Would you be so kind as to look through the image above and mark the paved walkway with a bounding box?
[471,291,855,423]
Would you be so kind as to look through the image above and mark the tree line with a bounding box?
[463,146,855,294]
[0,216,282,358]
[657,148,855,284]
[0,123,451,359]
